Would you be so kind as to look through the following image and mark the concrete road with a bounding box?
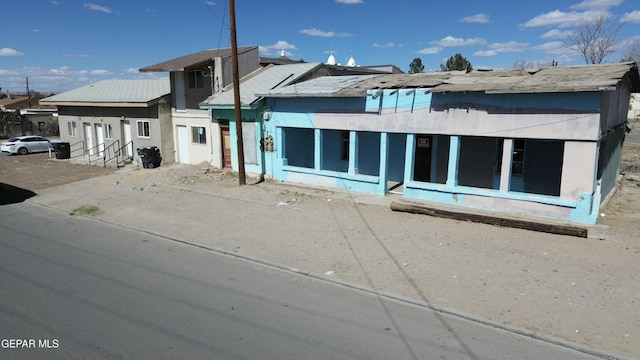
[0,204,605,360]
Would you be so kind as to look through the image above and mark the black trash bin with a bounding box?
[53,142,71,159]
[137,146,162,168]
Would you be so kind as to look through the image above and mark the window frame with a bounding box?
[105,124,113,139]
[188,70,204,89]
[67,121,77,137]
[137,120,150,138]
[191,126,207,144]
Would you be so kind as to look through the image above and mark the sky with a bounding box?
[1,0,639,94]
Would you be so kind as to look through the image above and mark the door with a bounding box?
[84,123,94,155]
[413,135,432,182]
[95,124,105,157]
[220,122,231,169]
[122,120,132,157]
[177,125,189,163]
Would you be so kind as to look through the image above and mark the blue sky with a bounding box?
[1,0,639,93]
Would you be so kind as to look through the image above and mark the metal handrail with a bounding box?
[69,140,85,160]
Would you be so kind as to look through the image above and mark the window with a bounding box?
[340,130,350,161]
[511,139,526,175]
[67,121,77,136]
[188,70,204,88]
[137,121,150,138]
[496,139,526,175]
[105,124,113,139]
[191,126,206,144]
[283,127,314,169]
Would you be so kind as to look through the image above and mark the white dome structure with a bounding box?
[347,54,356,67]
[327,51,336,65]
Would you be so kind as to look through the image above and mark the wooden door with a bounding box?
[220,122,231,169]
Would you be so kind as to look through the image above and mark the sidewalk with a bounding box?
[28,162,639,359]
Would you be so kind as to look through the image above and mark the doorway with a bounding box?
[84,123,94,155]
[176,125,189,163]
[95,123,104,157]
[220,121,231,169]
[413,135,432,182]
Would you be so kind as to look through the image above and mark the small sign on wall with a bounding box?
[417,137,430,148]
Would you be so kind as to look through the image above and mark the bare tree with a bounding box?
[564,14,623,64]
[621,40,640,62]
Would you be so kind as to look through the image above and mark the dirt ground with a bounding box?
[0,152,116,191]
[2,147,640,358]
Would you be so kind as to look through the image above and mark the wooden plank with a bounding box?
[390,201,588,238]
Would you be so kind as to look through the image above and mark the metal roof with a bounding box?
[264,62,640,98]
[39,78,170,106]
[200,62,325,107]
[260,75,380,98]
[139,46,258,72]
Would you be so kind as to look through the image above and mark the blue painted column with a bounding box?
[314,128,321,170]
[404,133,416,182]
[446,135,460,189]
[430,135,439,183]
[378,132,389,195]
[349,131,358,175]
[499,139,513,192]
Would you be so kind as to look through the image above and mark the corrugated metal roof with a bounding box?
[40,78,170,105]
[201,62,325,106]
[262,75,380,98]
[139,46,257,72]
[265,62,639,98]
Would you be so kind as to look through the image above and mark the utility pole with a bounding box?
[229,0,246,185]
[26,77,32,108]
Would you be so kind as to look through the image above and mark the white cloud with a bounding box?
[540,29,573,39]
[487,41,530,53]
[621,10,640,23]
[431,36,487,47]
[474,50,498,57]
[260,41,297,56]
[300,28,352,38]
[84,3,113,14]
[50,1,61,5]
[335,0,363,3]
[460,13,490,23]
[0,48,24,56]
[533,41,571,55]
[520,9,609,28]
[373,42,396,48]
[570,0,622,10]
[417,46,442,55]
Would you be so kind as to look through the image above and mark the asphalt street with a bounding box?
[0,203,605,360]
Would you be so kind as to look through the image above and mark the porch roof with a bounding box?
[263,62,640,97]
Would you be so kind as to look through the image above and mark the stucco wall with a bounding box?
[57,105,169,163]
[172,109,219,166]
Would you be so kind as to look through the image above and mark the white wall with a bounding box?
[171,109,222,167]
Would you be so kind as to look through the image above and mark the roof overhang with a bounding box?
[39,101,159,108]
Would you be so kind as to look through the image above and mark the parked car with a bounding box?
[1,136,56,155]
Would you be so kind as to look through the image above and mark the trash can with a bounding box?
[137,146,162,168]
[53,142,71,159]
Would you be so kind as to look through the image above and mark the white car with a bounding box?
[1,136,55,155]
